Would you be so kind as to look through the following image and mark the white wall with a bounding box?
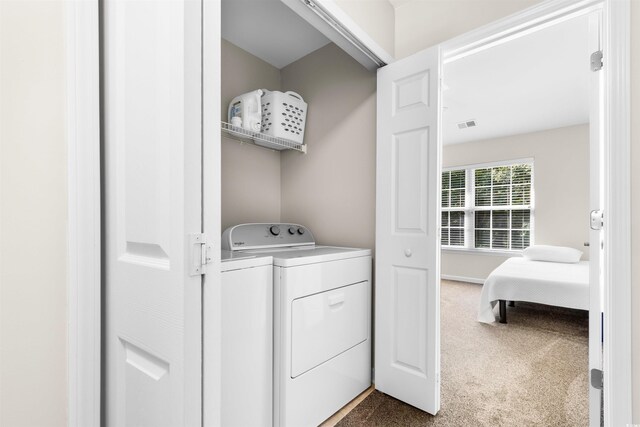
[395,0,639,419]
[280,43,377,251]
[221,40,282,230]
[334,0,395,57]
[394,0,540,57]
[0,1,68,426]
[442,125,590,280]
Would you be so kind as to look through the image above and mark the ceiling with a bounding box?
[442,15,591,145]
[221,0,331,69]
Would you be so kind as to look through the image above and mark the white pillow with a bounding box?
[522,245,583,263]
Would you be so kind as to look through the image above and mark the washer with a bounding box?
[222,223,372,427]
[219,251,273,427]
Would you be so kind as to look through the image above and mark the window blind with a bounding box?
[441,170,466,247]
[442,162,533,251]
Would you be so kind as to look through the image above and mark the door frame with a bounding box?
[66,1,101,426]
[439,0,632,424]
[65,0,631,425]
[202,0,222,425]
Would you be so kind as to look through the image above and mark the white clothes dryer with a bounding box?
[222,223,372,427]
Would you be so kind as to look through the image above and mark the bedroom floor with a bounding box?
[327,280,589,427]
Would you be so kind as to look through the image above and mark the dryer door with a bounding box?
[291,281,369,377]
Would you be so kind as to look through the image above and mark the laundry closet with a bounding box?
[103,0,441,425]
[214,1,379,426]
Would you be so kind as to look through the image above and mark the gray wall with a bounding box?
[220,42,377,370]
[280,43,377,251]
[221,41,377,253]
[442,124,590,280]
[221,39,282,230]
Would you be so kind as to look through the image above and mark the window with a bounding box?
[441,169,466,246]
[441,161,533,251]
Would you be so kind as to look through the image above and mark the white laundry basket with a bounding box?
[260,90,307,145]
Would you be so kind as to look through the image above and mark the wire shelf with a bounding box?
[221,122,307,153]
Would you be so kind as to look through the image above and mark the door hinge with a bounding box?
[590,368,604,390]
[590,210,604,230]
[189,233,213,276]
[591,50,603,71]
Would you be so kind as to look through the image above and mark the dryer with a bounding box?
[222,223,372,427]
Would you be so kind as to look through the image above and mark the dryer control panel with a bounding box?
[222,223,315,251]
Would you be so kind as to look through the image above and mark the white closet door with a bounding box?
[103,0,203,426]
[375,45,441,415]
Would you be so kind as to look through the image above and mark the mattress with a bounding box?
[478,257,590,323]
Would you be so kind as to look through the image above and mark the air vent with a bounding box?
[457,120,477,129]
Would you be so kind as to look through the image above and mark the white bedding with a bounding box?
[478,257,589,323]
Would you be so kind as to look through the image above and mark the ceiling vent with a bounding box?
[457,120,477,130]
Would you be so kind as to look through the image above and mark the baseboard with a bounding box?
[441,274,484,284]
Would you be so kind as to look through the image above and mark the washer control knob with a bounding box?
[288,227,296,235]
[297,227,305,235]
[269,225,281,236]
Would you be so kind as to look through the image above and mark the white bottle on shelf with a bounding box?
[228,89,263,132]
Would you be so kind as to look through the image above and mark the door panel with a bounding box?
[394,129,430,233]
[392,267,428,375]
[103,0,203,425]
[375,46,440,415]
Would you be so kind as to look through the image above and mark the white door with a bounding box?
[588,11,604,427]
[103,0,203,426]
[375,46,441,415]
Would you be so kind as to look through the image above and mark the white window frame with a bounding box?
[442,158,534,256]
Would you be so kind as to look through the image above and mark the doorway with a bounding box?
[360,0,630,425]
[437,2,638,423]
[440,11,597,425]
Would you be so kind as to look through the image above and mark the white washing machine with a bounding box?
[222,223,372,427]
[219,251,273,427]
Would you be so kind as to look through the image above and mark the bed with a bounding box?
[478,257,590,324]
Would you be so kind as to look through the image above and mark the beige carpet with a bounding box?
[337,280,589,426]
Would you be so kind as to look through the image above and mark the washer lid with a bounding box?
[220,250,273,272]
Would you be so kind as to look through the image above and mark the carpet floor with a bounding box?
[336,280,589,427]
